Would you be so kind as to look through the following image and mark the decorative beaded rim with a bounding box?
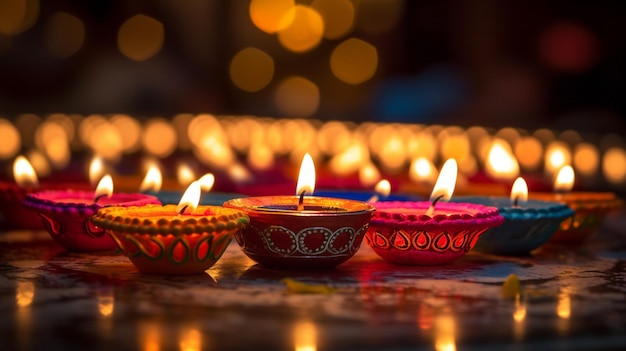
[451,197,575,220]
[224,196,376,216]
[23,190,161,217]
[371,201,504,230]
[91,204,250,236]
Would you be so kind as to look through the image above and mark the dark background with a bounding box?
[1,0,625,133]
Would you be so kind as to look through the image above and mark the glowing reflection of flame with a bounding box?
[434,309,456,351]
[179,328,202,351]
[16,281,35,307]
[294,321,317,351]
[98,292,115,317]
[140,320,161,351]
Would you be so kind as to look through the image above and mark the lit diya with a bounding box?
[223,153,376,269]
[91,180,249,275]
[529,165,623,244]
[452,177,574,255]
[365,159,504,265]
[22,174,160,251]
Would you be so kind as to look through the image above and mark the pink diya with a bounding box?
[0,156,90,230]
[91,181,249,275]
[529,165,623,245]
[223,153,376,269]
[365,159,504,265]
[22,174,160,251]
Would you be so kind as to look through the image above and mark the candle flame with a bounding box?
[510,177,528,206]
[13,155,39,189]
[296,153,315,196]
[374,179,391,198]
[554,165,575,193]
[139,164,162,192]
[485,140,519,181]
[197,173,215,192]
[409,157,437,184]
[177,163,196,187]
[89,156,105,186]
[94,174,114,202]
[430,159,458,202]
[177,181,201,215]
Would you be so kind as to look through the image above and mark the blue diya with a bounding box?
[451,196,574,255]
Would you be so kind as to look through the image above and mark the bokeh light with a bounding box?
[277,5,324,53]
[0,0,39,36]
[110,114,142,153]
[142,118,177,157]
[249,0,295,34]
[330,38,378,84]
[44,11,84,59]
[544,141,571,176]
[311,0,354,39]
[230,47,274,92]
[118,14,164,61]
[0,118,21,160]
[573,143,599,177]
[354,0,404,35]
[603,147,626,184]
[274,76,319,117]
[515,136,543,171]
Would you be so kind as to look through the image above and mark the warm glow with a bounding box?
[557,291,571,319]
[513,295,527,322]
[0,0,39,36]
[95,174,114,201]
[374,179,391,197]
[178,328,202,351]
[26,149,50,178]
[16,281,35,307]
[0,118,21,159]
[142,118,177,158]
[434,310,456,351]
[316,121,352,156]
[140,321,161,351]
[573,143,599,177]
[97,292,114,317]
[294,321,317,351]
[139,164,162,192]
[486,140,520,181]
[330,38,378,84]
[510,177,528,206]
[177,181,201,215]
[410,157,437,184]
[117,14,164,61]
[328,143,367,176]
[13,155,39,188]
[359,162,381,188]
[275,76,320,117]
[603,147,626,184]
[277,5,324,53]
[248,142,275,171]
[197,173,215,192]
[544,141,571,176]
[45,11,85,59]
[177,164,196,187]
[430,159,458,202]
[311,0,354,39]
[554,165,575,193]
[379,134,407,171]
[230,47,274,92]
[227,163,253,183]
[111,114,142,153]
[249,0,295,34]
[515,136,543,171]
[89,156,106,186]
[296,153,315,196]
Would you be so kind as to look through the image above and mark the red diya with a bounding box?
[91,181,249,275]
[223,153,376,269]
[22,174,160,251]
[529,165,623,245]
[0,156,90,230]
[365,159,504,265]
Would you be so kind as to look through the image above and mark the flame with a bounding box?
[554,165,575,193]
[197,173,215,192]
[374,179,391,198]
[13,156,39,189]
[409,157,437,184]
[139,164,163,192]
[95,174,114,201]
[177,164,196,187]
[430,159,458,202]
[296,153,315,196]
[177,181,201,214]
[294,321,317,351]
[510,177,528,206]
[89,156,106,186]
[227,163,253,183]
[485,140,519,181]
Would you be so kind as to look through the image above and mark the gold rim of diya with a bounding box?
[529,192,623,211]
[223,196,376,216]
[91,204,250,236]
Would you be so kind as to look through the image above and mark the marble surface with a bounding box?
[2,211,626,351]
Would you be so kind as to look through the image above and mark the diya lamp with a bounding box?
[365,159,504,265]
[0,156,90,230]
[529,165,623,244]
[451,177,575,255]
[223,153,376,269]
[91,180,250,275]
[22,174,161,251]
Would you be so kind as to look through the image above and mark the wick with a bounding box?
[513,196,520,208]
[297,190,306,211]
[94,194,107,203]
[178,205,188,215]
[425,194,444,217]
